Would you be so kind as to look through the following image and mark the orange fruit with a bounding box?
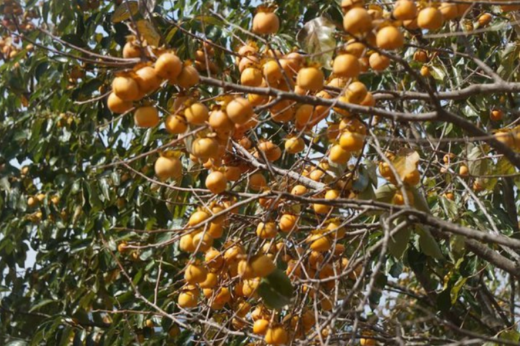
[417,7,444,31]
[178,291,198,308]
[112,76,141,101]
[376,26,404,50]
[135,66,161,95]
[123,41,141,59]
[154,156,182,181]
[249,173,267,191]
[256,222,277,239]
[226,97,254,125]
[205,171,227,194]
[369,53,390,71]
[185,264,208,284]
[251,255,276,277]
[339,131,364,152]
[252,11,280,35]
[343,7,372,35]
[333,54,360,78]
[439,3,458,20]
[263,59,283,85]
[490,109,503,121]
[107,92,133,114]
[134,106,160,128]
[329,144,351,164]
[279,214,297,232]
[241,67,263,87]
[209,110,234,133]
[297,67,324,92]
[393,0,417,20]
[285,136,305,154]
[192,137,219,160]
[253,319,270,335]
[155,52,182,80]
[265,326,289,345]
[176,65,199,88]
[164,114,188,134]
[291,185,307,195]
[345,81,368,105]
[184,102,209,125]
[257,141,282,162]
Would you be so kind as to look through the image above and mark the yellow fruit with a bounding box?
[192,138,219,160]
[257,222,277,239]
[257,141,282,162]
[253,319,270,335]
[265,326,289,345]
[414,50,429,63]
[223,166,241,181]
[459,164,469,176]
[339,131,364,152]
[112,76,141,101]
[263,59,283,85]
[179,234,196,252]
[213,287,231,306]
[393,0,417,20]
[205,171,227,194]
[226,97,253,125]
[135,66,161,95]
[369,52,390,71]
[164,114,188,134]
[176,65,200,89]
[184,102,209,125]
[270,100,295,123]
[285,137,305,154]
[297,67,324,92]
[329,144,351,164]
[360,92,376,107]
[403,169,420,186]
[209,110,234,134]
[27,196,38,208]
[478,13,492,27]
[345,81,367,104]
[154,156,182,181]
[236,300,251,317]
[291,185,307,196]
[249,92,268,106]
[295,104,314,127]
[155,52,182,80]
[360,335,377,346]
[494,131,515,147]
[250,255,276,277]
[241,67,263,87]
[249,173,267,191]
[279,214,297,232]
[192,231,213,252]
[207,221,224,239]
[188,210,210,226]
[393,190,414,205]
[205,248,224,271]
[185,264,208,284]
[439,3,458,20]
[238,260,256,279]
[123,41,141,59]
[376,26,404,50]
[178,291,198,308]
[199,272,218,288]
[308,234,332,252]
[343,7,372,35]
[417,7,444,31]
[107,92,133,114]
[252,11,280,35]
[333,54,360,78]
[134,106,160,128]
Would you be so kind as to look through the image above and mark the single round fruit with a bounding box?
[439,2,458,20]
[285,137,305,154]
[134,106,160,128]
[403,169,420,186]
[369,52,390,71]
[279,214,297,232]
[188,210,210,227]
[345,81,368,104]
[343,7,372,35]
[291,185,307,195]
[241,67,263,87]
[252,11,280,35]
[329,144,351,164]
[333,54,360,78]
[205,171,227,194]
[123,41,141,59]
[226,97,254,125]
[459,164,469,176]
[182,102,208,125]
[339,131,364,152]
[251,255,276,277]
[155,52,182,80]
[490,109,503,121]
[135,66,161,95]
[107,92,133,114]
[265,326,289,345]
[249,173,267,191]
[179,234,196,252]
[164,114,188,134]
[417,7,444,31]
[209,110,234,133]
[257,141,282,162]
[376,26,404,50]
[192,231,213,252]
[112,76,141,101]
[297,67,324,92]
[155,156,182,181]
[185,264,208,284]
[176,65,199,89]
[178,291,198,308]
[256,222,277,239]
[263,59,283,84]
[478,13,492,27]
[393,0,417,20]
[192,137,219,160]
[253,319,270,335]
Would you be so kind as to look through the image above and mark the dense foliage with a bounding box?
[2,0,520,345]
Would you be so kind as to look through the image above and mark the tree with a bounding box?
[2,0,520,344]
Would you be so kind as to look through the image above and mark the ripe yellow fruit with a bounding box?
[270,100,295,123]
[345,81,368,104]
[369,52,390,71]
[112,76,141,101]
[226,97,253,125]
[291,184,307,196]
[339,131,364,152]
[414,50,429,63]
[107,92,133,114]
[209,110,234,134]
[329,144,351,164]
[417,7,444,31]
[459,164,469,176]
[164,114,187,134]
[263,59,283,84]
[360,335,377,346]
[257,141,282,162]
[251,255,276,277]
[403,169,420,186]
[27,197,38,208]
[257,222,277,239]
[263,326,288,345]
[199,272,218,289]
[238,260,256,279]
[279,214,297,232]
[376,26,404,50]
[393,189,414,205]
[178,291,198,308]
[333,54,360,78]
[241,67,263,87]
[252,11,280,35]
[249,173,267,191]
[439,2,458,20]
[297,67,324,92]
[155,52,182,80]
[135,66,161,95]
[205,248,224,271]
[343,7,372,35]
[123,41,141,59]
[185,264,208,284]
[134,106,160,128]
[154,156,182,181]
[494,131,515,147]
[393,0,417,20]
[192,231,213,252]
[192,137,219,160]
[205,171,227,194]
[188,210,210,226]
[176,65,200,89]
[478,13,492,27]
[184,102,209,125]
[285,137,305,154]
[179,234,196,252]
[253,319,270,335]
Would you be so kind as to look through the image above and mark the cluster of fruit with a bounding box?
[0,0,36,62]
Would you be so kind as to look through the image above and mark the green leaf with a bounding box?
[417,226,444,260]
[257,269,293,310]
[388,226,412,259]
[112,1,139,23]
[136,20,161,47]
[375,184,396,203]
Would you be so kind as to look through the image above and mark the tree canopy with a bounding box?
[3,0,520,345]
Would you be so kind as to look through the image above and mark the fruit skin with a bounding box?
[257,141,282,162]
[279,213,297,232]
[297,67,324,92]
[329,144,351,164]
[285,137,305,154]
[192,137,219,160]
[369,53,390,71]
[241,67,263,87]
[107,92,133,114]
[256,222,277,239]
[333,54,360,78]
[439,3,458,20]
[176,65,200,89]
[459,164,469,176]
[112,76,141,101]
[164,114,187,134]
[135,66,161,95]
[134,106,160,128]
[154,156,182,181]
[252,11,280,35]
[417,7,444,31]
[343,7,372,35]
[185,264,208,284]
[253,319,270,335]
[339,131,364,152]
[184,102,209,125]
[265,326,289,345]
[393,0,417,20]
[123,41,141,59]
[226,97,253,125]
[178,291,198,308]
[205,171,227,194]
[376,26,404,50]
[155,52,182,80]
[490,109,503,121]
[249,173,267,191]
